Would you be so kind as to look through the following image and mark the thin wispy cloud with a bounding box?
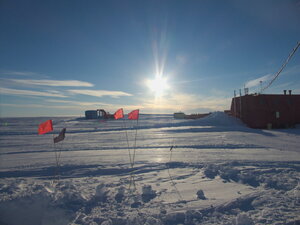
[282,64,300,76]
[11,79,94,87]
[0,103,89,110]
[45,99,141,112]
[1,103,142,113]
[269,81,300,94]
[174,75,220,85]
[0,71,39,76]
[46,99,109,106]
[271,82,293,89]
[245,74,273,88]
[0,87,66,98]
[68,89,132,98]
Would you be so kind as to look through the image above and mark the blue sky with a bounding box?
[0,0,300,117]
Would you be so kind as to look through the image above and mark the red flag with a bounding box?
[114,108,124,120]
[54,128,66,143]
[128,109,139,120]
[38,120,53,135]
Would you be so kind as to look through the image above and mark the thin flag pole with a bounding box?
[167,145,183,201]
[123,114,135,191]
[131,118,139,168]
[53,134,60,181]
[166,115,183,201]
[56,140,64,168]
[125,109,139,193]
[53,127,66,181]
[129,118,139,192]
[123,119,133,167]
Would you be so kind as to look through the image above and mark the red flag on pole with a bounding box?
[114,108,124,120]
[128,109,139,120]
[54,128,66,143]
[38,120,53,135]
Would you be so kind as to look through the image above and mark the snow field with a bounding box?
[0,112,300,224]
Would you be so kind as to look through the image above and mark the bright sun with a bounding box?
[146,75,169,97]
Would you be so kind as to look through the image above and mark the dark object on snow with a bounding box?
[173,112,211,119]
[85,109,114,119]
[197,189,206,200]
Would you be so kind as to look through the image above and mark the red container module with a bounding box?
[230,91,300,129]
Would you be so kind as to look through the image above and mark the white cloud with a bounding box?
[46,99,109,106]
[0,87,66,98]
[0,103,89,110]
[0,71,39,76]
[1,102,142,112]
[11,79,94,87]
[68,89,132,98]
[245,74,273,88]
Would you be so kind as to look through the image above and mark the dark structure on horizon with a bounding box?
[230,90,300,129]
[85,109,114,119]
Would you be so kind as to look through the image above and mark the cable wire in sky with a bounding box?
[261,41,300,93]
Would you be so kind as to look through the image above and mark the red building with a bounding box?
[230,91,300,128]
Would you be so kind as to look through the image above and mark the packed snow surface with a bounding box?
[0,112,299,225]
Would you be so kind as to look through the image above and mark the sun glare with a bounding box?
[146,75,169,97]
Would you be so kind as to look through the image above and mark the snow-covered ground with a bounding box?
[0,112,299,225]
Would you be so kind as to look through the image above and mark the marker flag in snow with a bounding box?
[114,108,124,120]
[128,109,139,120]
[38,120,53,135]
[54,128,66,143]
